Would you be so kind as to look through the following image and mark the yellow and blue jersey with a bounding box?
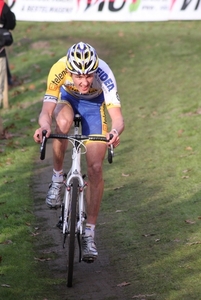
[43,57,121,110]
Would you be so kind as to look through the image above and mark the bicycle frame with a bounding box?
[63,119,86,238]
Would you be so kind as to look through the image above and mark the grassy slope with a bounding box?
[0,20,201,299]
[101,21,201,300]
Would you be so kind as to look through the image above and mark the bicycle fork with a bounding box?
[62,172,87,248]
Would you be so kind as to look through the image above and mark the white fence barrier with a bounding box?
[8,0,201,22]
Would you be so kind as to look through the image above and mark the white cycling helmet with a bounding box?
[66,42,99,75]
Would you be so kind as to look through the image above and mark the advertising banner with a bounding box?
[169,0,201,20]
[8,0,169,22]
[8,0,201,21]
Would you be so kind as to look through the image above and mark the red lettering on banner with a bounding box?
[170,0,177,10]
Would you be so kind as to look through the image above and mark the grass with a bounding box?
[1,20,201,299]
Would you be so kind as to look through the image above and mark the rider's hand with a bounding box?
[33,127,51,143]
[107,129,120,148]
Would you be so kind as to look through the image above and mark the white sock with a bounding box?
[52,169,64,183]
[84,223,95,238]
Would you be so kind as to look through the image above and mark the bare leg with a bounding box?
[52,103,74,171]
[85,142,107,225]
[46,103,74,208]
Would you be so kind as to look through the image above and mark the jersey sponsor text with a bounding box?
[97,67,115,92]
[51,69,68,85]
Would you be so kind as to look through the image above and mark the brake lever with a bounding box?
[40,130,47,160]
[108,134,114,164]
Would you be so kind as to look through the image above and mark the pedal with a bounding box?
[82,256,96,263]
[56,220,62,230]
[56,216,63,230]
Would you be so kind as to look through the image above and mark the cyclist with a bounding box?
[33,42,124,262]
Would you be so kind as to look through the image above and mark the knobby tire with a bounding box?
[67,178,79,287]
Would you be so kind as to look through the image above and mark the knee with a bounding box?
[56,118,72,133]
[87,162,103,179]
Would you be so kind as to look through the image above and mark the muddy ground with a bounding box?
[33,140,127,300]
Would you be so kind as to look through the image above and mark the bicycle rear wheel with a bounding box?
[67,178,79,287]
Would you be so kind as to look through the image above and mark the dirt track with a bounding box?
[33,140,126,300]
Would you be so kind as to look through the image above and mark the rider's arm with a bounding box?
[33,59,67,143]
[39,102,56,131]
[107,107,124,147]
[108,107,124,136]
[96,60,124,140]
[33,102,56,143]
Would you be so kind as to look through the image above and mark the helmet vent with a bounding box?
[76,52,81,59]
[85,61,92,69]
[85,52,89,59]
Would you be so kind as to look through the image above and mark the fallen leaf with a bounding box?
[33,64,41,72]
[9,63,15,70]
[185,220,195,224]
[31,232,40,237]
[187,241,201,245]
[177,129,184,137]
[122,173,130,177]
[183,169,189,173]
[114,186,123,190]
[174,239,181,242]
[117,281,131,287]
[196,108,201,114]
[6,158,12,165]
[121,68,127,73]
[118,31,124,37]
[132,294,156,299]
[4,179,14,184]
[142,233,156,237]
[0,240,11,245]
[3,240,13,244]
[1,284,11,288]
[29,84,35,90]
[115,210,123,213]
[34,257,51,262]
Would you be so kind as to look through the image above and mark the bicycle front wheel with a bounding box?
[67,178,79,287]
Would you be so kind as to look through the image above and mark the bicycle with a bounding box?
[40,114,114,287]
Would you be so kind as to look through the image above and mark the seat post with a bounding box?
[74,114,81,128]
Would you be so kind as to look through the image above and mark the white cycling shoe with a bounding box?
[46,182,63,208]
[82,235,98,263]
